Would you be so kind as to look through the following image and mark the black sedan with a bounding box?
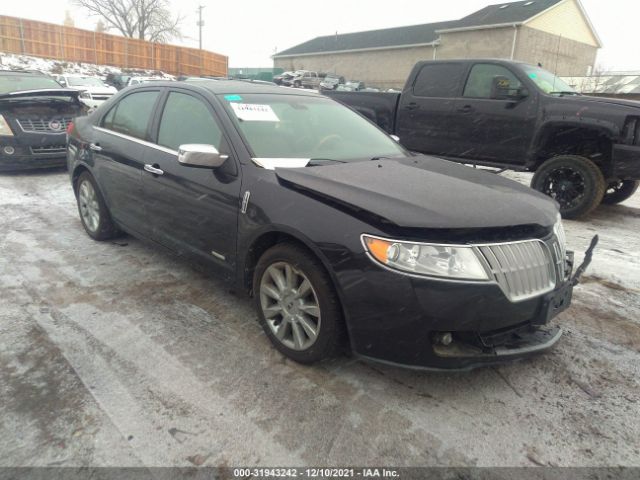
[66,80,590,370]
[0,70,86,171]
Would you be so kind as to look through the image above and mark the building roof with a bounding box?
[274,0,564,58]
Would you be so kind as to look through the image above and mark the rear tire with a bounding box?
[75,172,120,241]
[253,243,345,364]
[602,180,639,205]
[531,155,605,219]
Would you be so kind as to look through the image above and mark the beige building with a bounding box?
[273,0,601,89]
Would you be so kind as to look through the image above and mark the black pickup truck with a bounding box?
[325,59,640,219]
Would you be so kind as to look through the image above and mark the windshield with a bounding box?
[221,93,407,162]
[67,76,106,87]
[521,65,577,95]
[0,75,62,94]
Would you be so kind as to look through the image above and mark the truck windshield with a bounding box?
[221,94,407,162]
[521,65,577,95]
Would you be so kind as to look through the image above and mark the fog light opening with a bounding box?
[434,332,453,346]
[3,146,15,155]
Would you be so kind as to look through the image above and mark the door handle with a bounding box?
[457,105,474,113]
[405,103,420,111]
[144,164,164,176]
[89,143,102,152]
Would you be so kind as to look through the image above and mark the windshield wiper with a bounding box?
[306,158,347,167]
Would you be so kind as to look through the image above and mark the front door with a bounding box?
[449,62,538,165]
[141,89,241,278]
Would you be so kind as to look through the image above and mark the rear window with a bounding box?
[0,75,62,94]
[413,63,465,98]
[103,91,159,140]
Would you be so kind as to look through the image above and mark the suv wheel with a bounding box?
[602,180,639,205]
[75,172,120,240]
[531,155,605,219]
[253,243,344,364]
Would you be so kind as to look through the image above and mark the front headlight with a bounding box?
[362,235,490,281]
[0,114,14,136]
[553,213,567,257]
[80,91,92,99]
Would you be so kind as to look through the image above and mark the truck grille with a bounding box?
[30,144,67,155]
[17,117,73,133]
[477,239,559,302]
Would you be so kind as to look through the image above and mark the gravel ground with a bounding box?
[0,168,639,468]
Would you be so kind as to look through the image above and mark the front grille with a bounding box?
[30,145,67,155]
[17,117,73,133]
[477,239,557,302]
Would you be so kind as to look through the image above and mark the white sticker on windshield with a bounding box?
[230,103,280,122]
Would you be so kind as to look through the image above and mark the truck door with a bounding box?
[396,62,466,157]
[450,62,538,165]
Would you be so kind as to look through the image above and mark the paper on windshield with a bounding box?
[230,103,279,122]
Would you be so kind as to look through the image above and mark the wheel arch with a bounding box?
[531,121,616,177]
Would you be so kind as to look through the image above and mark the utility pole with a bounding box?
[197,5,205,50]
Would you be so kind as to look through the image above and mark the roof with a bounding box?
[442,0,562,31]
[274,0,565,57]
[182,79,320,96]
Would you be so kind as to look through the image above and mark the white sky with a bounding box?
[2,0,639,71]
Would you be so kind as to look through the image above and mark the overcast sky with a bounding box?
[3,0,639,71]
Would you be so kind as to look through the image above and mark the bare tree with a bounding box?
[73,0,183,43]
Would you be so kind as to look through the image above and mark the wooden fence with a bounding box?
[0,15,228,77]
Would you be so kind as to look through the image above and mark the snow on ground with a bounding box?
[0,52,174,79]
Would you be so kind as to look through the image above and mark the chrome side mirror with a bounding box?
[178,144,228,168]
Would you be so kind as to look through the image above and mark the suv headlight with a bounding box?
[362,235,489,281]
[553,213,567,257]
[80,91,92,99]
[0,114,14,136]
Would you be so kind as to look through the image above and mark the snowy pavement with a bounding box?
[0,168,638,468]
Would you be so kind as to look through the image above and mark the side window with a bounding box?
[157,92,224,152]
[106,91,159,139]
[413,63,465,98]
[463,64,522,99]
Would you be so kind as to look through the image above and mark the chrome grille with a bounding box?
[17,117,73,133]
[478,240,556,303]
[30,145,67,155]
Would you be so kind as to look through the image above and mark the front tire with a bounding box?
[75,172,120,241]
[253,243,344,364]
[602,180,639,205]
[531,155,606,219]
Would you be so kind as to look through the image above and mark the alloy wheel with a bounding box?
[78,180,100,233]
[259,262,321,351]
[541,167,586,210]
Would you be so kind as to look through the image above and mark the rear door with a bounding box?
[141,89,241,277]
[91,88,161,234]
[450,62,538,164]
[396,62,466,156]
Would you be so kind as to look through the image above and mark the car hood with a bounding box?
[72,86,117,94]
[275,156,558,230]
[0,88,81,101]
[561,94,640,110]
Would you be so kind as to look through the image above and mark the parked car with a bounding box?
[336,81,365,92]
[0,70,86,171]
[291,70,322,89]
[319,74,345,91]
[67,80,596,370]
[127,76,168,86]
[273,71,295,86]
[325,59,640,218]
[55,75,118,109]
[105,73,133,90]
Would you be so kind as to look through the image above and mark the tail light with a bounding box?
[66,121,74,135]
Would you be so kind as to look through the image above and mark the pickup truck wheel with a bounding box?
[254,243,344,364]
[75,172,120,241]
[531,155,605,219]
[602,180,639,205]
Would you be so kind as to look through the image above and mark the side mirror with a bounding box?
[491,76,528,100]
[178,144,229,168]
